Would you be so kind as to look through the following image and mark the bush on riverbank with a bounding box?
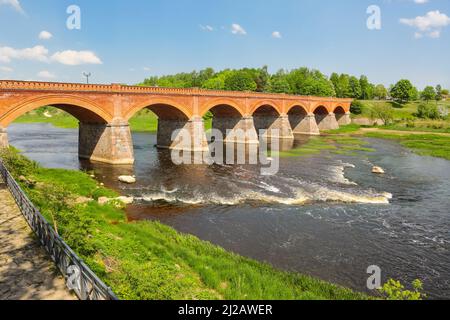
[0,147,367,300]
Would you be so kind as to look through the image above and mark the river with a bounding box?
[8,123,450,299]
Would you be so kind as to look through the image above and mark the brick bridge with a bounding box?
[0,80,352,164]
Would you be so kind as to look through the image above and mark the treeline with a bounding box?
[139,66,448,102]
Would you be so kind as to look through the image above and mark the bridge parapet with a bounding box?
[0,80,352,106]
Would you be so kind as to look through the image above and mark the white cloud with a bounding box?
[428,30,441,38]
[38,31,53,40]
[400,10,450,38]
[0,45,49,63]
[0,45,103,66]
[51,50,102,66]
[0,66,13,72]
[0,0,25,14]
[143,67,151,71]
[37,70,56,79]
[413,0,428,4]
[272,31,282,39]
[200,25,214,32]
[231,23,247,35]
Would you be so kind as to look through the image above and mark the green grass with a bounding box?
[15,107,214,133]
[355,100,450,122]
[0,147,367,300]
[364,132,450,160]
[273,132,374,159]
[15,111,79,129]
[323,124,362,134]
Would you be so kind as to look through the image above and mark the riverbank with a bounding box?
[318,124,450,161]
[0,147,367,300]
[15,108,214,133]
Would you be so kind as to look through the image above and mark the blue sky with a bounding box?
[0,0,449,89]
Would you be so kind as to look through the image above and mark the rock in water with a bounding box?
[116,196,134,205]
[118,176,136,184]
[372,166,385,174]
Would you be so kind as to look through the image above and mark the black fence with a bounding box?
[0,160,118,300]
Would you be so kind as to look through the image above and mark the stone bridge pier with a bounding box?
[158,117,209,152]
[78,120,135,165]
[0,127,8,149]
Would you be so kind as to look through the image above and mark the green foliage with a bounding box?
[359,75,374,100]
[350,101,364,115]
[374,84,388,100]
[268,70,291,93]
[369,104,394,125]
[416,103,440,119]
[379,279,425,300]
[286,68,335,96]
[0,146,39,177]
[390,79,416,103]
[330,73,351,98]
[435,85,443,101]
[421,86,436,102]
[224,70,257,91]
[348,76,362,99]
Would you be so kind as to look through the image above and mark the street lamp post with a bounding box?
[82,72,91,84]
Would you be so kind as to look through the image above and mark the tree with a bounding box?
[348,76,362,99]
[224,70,257,91]
[253,66,270,92]
[359,75,373,100]
[331,73,351,98]
[202,70,233,90]
[435,85,443,101]
[374,84,388,100]
[268,70,291,93]
[390,79,415,103]
[286,68,335,96]
[370,104,394,125]
[421,86,436,103]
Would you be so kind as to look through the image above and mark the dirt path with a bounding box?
[0,179,75,300]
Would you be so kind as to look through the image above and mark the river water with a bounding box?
[8,123,450,299]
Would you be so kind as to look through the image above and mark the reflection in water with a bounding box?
[7,123,450,299]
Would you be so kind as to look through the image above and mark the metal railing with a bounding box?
[0,159,118,300]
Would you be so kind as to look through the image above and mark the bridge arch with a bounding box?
[124,98,192,121]
[313,105,329,125]
[0,94,113,127]
[334,106,346,122]
[200,99,245,118]
[249,100,282,116]
[287,105,309,132]
[252,104,285,138]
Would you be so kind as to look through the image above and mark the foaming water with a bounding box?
[8,124,450,299]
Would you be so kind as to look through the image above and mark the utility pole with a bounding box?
[82,72,91,84]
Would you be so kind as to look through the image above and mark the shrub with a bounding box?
[379,279,426,300]
[416,103,440,120]
[350,101,363,115]
[0,147,39,177]
[369,104,394,125]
